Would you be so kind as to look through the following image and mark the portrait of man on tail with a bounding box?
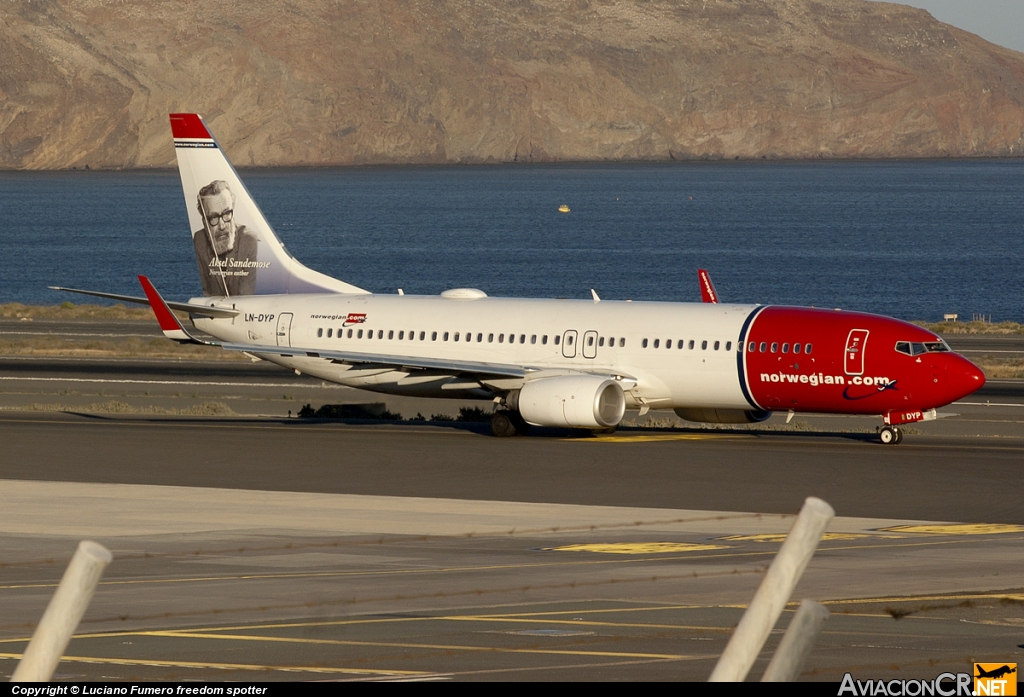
[192,180,259,296]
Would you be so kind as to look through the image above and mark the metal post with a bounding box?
[761,599,830,682]
[11,541,112,682]
[708,497,834,682]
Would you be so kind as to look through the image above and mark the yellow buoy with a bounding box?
[558,204,570,213]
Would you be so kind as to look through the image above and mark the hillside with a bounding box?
[2,0,1023,168]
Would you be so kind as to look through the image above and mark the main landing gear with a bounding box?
[491,410,531,437]
[879,425,903,445]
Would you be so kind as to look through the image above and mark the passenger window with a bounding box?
[554,335,560,345]
[431,331,437,341]
[588,336,595,346]
[509,334,515,344]
[782,343,789,353]
[357,329,363,339]
[805,344,812,354]
[499,334,505,343]
[702,340,708,350]
[714,341,720,350]
[599,337,604,347]
[317,328,323,338]
[542,335,548,345]
[793,343,801,354]
[759,342,767,352]
[567,335,574,345]
[726,341,732,351]
[398,331,403,340]
[419,331,425,340]
[477,333,483,342]
[619,338,625,347]
[653,339,660,348]
[676,340,683,349]
[488,333,494,343]
[367,330,373,340]
[388,330,394,340]
[532,335,537,344]
[454,332,460,341]
[749,342,756,352]
[328,328,334,338]
[643,339,649,348]
[770,342,778,353]
[444,332,450,341]
[688,340,695,350]
[520,334,526,343]
[378,330,383,339]
[348,329,353,338]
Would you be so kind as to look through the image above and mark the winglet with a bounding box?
[698,269,719,304]
[138,275,196,342]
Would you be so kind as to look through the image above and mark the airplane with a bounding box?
[975,665,1016,680]
[51,113,986,443]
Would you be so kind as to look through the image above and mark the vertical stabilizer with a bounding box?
[169,113,368,297]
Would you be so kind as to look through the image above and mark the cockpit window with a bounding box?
[895,340,951,356]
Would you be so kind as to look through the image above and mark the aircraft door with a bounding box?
[844,329,869,375]
[276,312,293,347]
[562,330,578,358]
[582,330,598,359]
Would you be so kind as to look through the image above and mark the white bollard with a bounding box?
[761,599,830,682]
[708,497,834,682]
[11,540,112,682]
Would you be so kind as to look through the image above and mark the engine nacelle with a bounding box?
[673,407,772,424]
[515,375,626,429]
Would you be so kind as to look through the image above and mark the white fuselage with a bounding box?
[192,293,759,409]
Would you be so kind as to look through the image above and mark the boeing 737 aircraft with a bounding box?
[53,113,986,443]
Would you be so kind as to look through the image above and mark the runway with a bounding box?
[1,324,1023,681]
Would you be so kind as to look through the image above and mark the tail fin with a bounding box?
[169,113,368,297]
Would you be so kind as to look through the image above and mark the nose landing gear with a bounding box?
[879,425,903,445]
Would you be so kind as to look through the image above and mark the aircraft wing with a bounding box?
[49,285,239,319]
[137,276,532,379]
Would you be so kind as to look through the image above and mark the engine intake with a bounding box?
[515,375,626,429]
[673,407,772,424]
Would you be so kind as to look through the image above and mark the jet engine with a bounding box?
[511,375,626,429]
[673,407,772,424]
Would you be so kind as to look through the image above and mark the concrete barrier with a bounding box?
[708,496,834,682]
[11,541,112,682]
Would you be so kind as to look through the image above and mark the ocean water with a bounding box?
[0,160,1021,322]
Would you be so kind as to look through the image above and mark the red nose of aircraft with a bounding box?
[944,355,986,403]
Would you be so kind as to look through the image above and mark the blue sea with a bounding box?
[1,160,1021,322]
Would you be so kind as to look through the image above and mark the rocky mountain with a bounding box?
[2,0,1023,168]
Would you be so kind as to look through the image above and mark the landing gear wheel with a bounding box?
[490,411,518,438]
[879,426,901,445]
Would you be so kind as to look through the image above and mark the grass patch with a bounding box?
[0,336,242,360]
[6,400,236,416]
[915,320,1024,335]
[0,302,178,320]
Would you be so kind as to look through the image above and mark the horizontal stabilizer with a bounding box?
[48,285,239,318]
[137,276,195,341]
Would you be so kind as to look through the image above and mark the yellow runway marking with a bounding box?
[575,433,750,443]
[545,542,730,554]
[443,616,732,632]
[141,631,693,661]
[0,652,425,675]
[877,523,1024,535]
[718,532,885,542]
